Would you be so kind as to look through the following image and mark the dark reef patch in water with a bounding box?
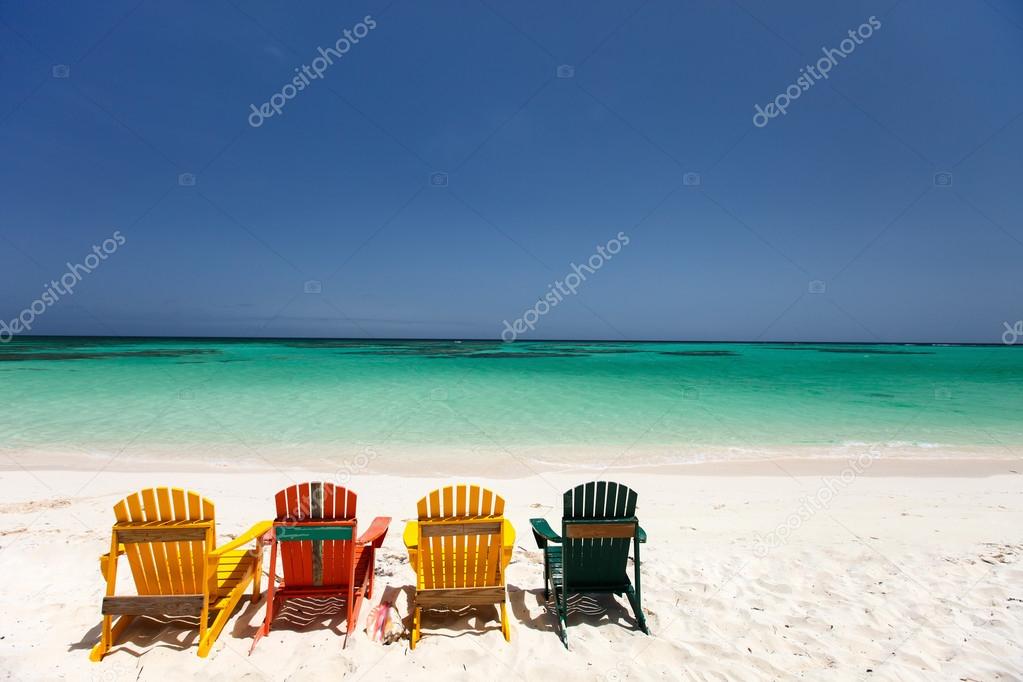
[436,351,588,359]
[815,348,933,355]
[288,341,646,359]
[325,342,505,358]
[335,349,429,356]
[0,349,221,362]
[550,347,642,355]
[768,347,932,355]
[318,342,600,360]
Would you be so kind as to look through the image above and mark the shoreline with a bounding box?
[3,443,1021,479]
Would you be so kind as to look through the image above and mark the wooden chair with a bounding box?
[249,482,390,651]
[90,488,271,660]
[530,481,649,647]
[404,484,513,648]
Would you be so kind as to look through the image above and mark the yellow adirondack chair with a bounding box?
[403,484,514,648]
[90,488,271,660]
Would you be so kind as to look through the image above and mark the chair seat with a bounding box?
[211,550,258,606]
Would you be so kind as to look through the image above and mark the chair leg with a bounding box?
[201,602,235,658]
[250,591,276,654]
[558,592,569,649]
[201,574,252,658]
[197,599,211,654]
[410,607,421,649]
[500,601,511,642]
[249,621,269,655]
[89,615,112,662]
[90,614,136,661]
[626,585,649,634]
[344,585,356,649]
[250,539,278,653]
[197,606,216,658]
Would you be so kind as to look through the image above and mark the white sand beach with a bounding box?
[1,457,1021,681]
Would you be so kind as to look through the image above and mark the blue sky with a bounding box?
[1,0,1022,342]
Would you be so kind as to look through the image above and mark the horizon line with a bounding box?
[4,334,1015,347]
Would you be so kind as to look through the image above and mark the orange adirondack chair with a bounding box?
[90,488,271,660]
[403,484,514,648]
[250,482,390,651]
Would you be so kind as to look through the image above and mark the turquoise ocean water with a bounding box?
[1,337,1021,463]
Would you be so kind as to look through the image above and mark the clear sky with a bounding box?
[1,1,1022,343]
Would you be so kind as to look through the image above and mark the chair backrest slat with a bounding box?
[110,488,215,596]
[273,482,357,588]
[562,481,638,588]
[140,489,171,594]
[415,485,505,591]
[564,481,637,519]
[416,484,503,520]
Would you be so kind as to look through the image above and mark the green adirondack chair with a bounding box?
[530,481,649,647]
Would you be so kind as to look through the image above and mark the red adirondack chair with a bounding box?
[249,482,390,651]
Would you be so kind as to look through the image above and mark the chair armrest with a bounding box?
[358,516,391,548]
[209,520,273,558]
[530,518,561,548]
[638,525,647,543]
